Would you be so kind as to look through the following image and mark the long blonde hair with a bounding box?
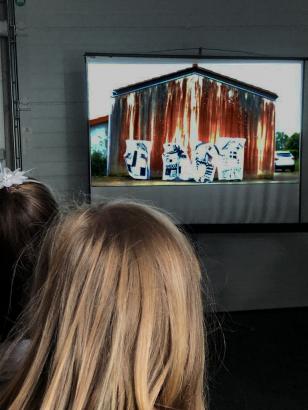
[0,201,206,409]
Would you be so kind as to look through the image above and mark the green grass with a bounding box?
[295,159,300,172]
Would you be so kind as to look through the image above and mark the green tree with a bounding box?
[91,151,107,176]
[275,132,289,150]
[285,133,300,152]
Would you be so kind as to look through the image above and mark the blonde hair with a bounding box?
[0,201,206,410]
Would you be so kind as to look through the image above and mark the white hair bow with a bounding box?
[0,167,30,189]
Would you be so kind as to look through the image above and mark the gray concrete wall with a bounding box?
[14,0,308,310]
[196,231,308,311]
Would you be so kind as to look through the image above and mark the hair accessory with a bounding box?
[0,167,31,189]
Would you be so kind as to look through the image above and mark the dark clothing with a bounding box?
[0,255,30,341]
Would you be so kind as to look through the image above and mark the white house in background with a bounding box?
[178,148,193,181]
[193,142,221,183]
[124,140,152,180]
[216,137,246,181]
[162,143,179,181]
[162,143,193,181]
[89,115,109,156]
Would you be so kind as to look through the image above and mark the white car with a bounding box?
[274,151,295,172]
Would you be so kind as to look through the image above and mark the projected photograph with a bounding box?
[87,58,302,186]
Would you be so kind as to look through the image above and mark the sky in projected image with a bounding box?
[87,59,303,136]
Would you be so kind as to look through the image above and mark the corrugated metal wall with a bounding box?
[14,0,308,310]
[110,76,275,177]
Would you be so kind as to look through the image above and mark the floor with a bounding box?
[209,308,308,410]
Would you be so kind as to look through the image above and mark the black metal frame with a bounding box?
[7,0,21,169]
[85,52,308,61]
[184,222,308,234]
[298,60,306,223]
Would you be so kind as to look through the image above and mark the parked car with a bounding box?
[274,150,295,171]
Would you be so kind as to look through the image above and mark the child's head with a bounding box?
[0,178,58,338]
[1,201,206,410]
[0,181,58,256]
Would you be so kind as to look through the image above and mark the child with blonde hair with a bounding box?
[0,201,206,410]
